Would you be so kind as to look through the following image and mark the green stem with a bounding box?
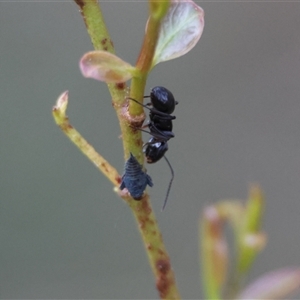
[129,0,170,117]
[71,1,180,299]
[53,91,120,187]
[73,0,114,53]
[129,197,181,299]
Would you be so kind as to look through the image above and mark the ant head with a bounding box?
[150,86,177,114]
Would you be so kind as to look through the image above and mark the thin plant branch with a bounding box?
[53,91,120,187]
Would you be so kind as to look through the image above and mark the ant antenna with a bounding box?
[162,155,174,211]
[127,97,153,111]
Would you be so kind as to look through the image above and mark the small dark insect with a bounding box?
[128,86,178,210]
[120,153,153,200]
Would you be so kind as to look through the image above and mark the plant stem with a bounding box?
[73,0,114,53]
[129,0,170,117]
[71,1,180,299]
[129,197,181,299]
[53,91,120,187]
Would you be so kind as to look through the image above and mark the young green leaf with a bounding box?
[151,0,204,66]
[80,51,138,83]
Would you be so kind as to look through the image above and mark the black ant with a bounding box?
[128,86,178,210]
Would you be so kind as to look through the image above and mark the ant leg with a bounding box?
[143,95,152,106]
[129,125,152,135]
[130,123,173,141]
[128,97,175,120]
[161,155,174,211]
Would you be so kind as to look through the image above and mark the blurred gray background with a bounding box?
[1,1,300,299]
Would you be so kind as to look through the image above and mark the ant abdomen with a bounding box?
[144,138,168,164]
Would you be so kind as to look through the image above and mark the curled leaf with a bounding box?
[80,51,138,83]
[152,0,204,66]
[53,91,69,125]
[239,267,300,299]
[200,206,229,299]
[237,185,265,273]
[53,91,69,115]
